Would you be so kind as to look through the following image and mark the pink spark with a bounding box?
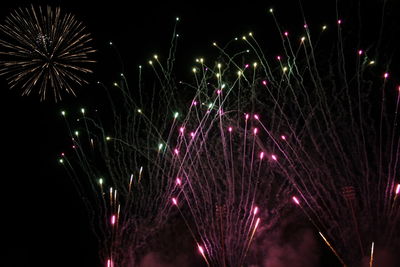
[276,55,281,61]
[254,114,260,120]
[228,126,233,132]
[253,206,259,215]
[192,100,198,106]
[259,152,265,159]
[245,64,249,69]
[262,80,267,86]
[284,31,288,36]
[271,154,277,161]
[245,113,250,120]
[174,148,179,155]
[254,217,261,229]
[111,215,116,225]
[384,72,389,79]
[281,135,286,140]
[304,24,308,29]
[358,50,363,55]
[176,178,182,186]
[190,132,195,138]
[172,198,178,205]
[61,152,65,157]
[72,145,76,149]
[198,244,205,255]
[292,196,300,205]
[396,184,400,195]
[216,89,221,94]
[107,259,113,267]
[253,128,258,135]
[338,19,342,25]
[179,127,185,133]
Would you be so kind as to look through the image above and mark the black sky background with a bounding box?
[1,1,400,266]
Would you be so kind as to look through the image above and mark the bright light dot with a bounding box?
[106,136,111,141]
[358,50,363,55]
[338,19,342,24]
[153,54,158,59]
[113,82,118,87]
[245,114,249,120]
[284,31,288,36]
[221,84,226,89]
[149,60,153,65]
[208,103,213,109]
[245,64,249,68]
[59,159,64,164]
[262,80,267,86]
[253,128,258,135]
[109,41,113,45]
[137,109,142,113]
[217,63,221,69]
[216,89,221,94]
[61,111,66,116]
[254,114,259,120]
[198,244,205,254]
[369,60,375,65]
[74,131,79,136]
[173,112,179,118]
[246,49,250,53]
[228,126,233,132]
[176,178,182,186]
[120,73,124,77]
[253,206,259,215]
[396,184,400,195]
[301,36,306,42]
[253,62,257,68]
[322,25,327,30]
[271,154,277,161]
[292,196,300,205]
[81,108,85,114]
[259,152,264,159]
[237,70,242,76]
[216,73,220,78]
[190,132,195,138]
[192,68,197,73]
[174,148,179,155]
[277,55,281,60]
[269,8,273,13]
[111,215,116,225]
[242,36,247,40]
[303,24,308,29]
[281,135,286,140]
[179,127,185,133]
[283,66,288,72]
[249,32,253,36]
[192,100,198,106]
[158,143,163,150]
[384,72,389,79]
[213,42,217,46]
[176,17,180,21]
[99,178,103,185]
[139,65,142,69]
[172,198,178,205]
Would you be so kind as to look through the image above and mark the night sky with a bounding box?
[1,1,400,266]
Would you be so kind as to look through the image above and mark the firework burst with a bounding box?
[0,5,95,101]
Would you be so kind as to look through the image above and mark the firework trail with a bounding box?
[0,5,95,101]
[58,24,184,265]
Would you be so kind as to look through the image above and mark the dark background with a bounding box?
[1,1,399,266]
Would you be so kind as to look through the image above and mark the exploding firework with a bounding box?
[0,5,95,101]
[58,1,400,266]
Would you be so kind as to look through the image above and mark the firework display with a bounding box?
[2,1,400,267]
[0,5,95,101]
